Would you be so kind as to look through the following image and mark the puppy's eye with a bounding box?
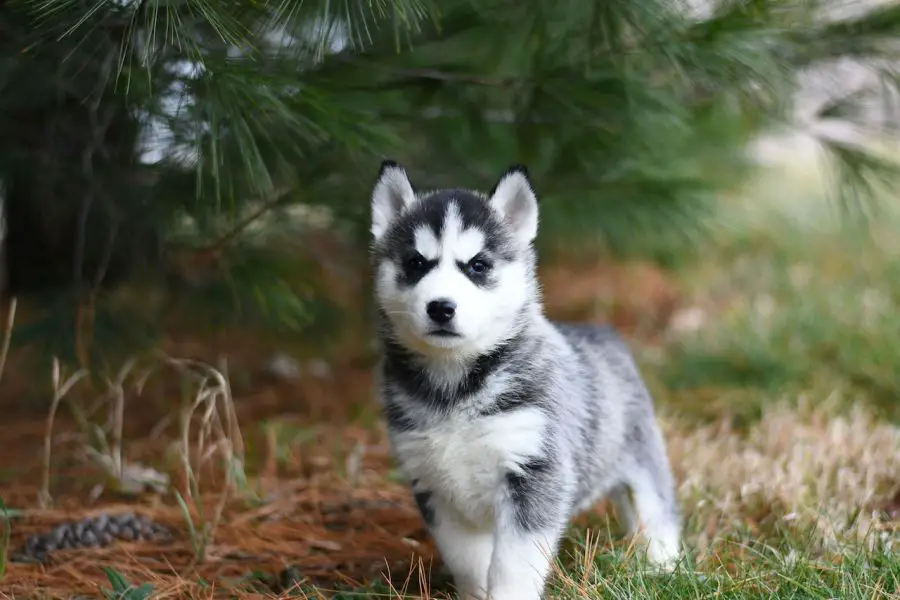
[405,252,426,270]
[468,257,490,275]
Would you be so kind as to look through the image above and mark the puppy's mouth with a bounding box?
[428,329,461,338]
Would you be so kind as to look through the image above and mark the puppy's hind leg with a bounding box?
[608,484,638,536]
[624,423,681,571]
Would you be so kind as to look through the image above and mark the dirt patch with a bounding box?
[540,260,682,341]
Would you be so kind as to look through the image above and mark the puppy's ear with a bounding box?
[488,165,538,245]
[371,160,417,240]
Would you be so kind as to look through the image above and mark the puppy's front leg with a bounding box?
[486,459,568,600]
[419,493,493,600]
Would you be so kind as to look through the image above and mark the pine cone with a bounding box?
[13,513,172,563]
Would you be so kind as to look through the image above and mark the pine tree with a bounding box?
[0,0,898,367]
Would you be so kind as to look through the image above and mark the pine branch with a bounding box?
[198,185,296,256]
[74,43,117,294]
[6,0,900,318]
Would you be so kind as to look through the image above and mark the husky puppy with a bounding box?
[369,161,681,600]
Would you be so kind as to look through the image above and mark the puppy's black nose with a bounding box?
[427,299,456,324]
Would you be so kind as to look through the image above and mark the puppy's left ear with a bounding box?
[488,165,538,245]
[371,160,417,241]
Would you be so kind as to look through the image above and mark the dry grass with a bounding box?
[667,399,900,557]
[544,400,900,599]
[0,298,16,384]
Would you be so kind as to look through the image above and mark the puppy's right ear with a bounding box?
[371,160,417,241]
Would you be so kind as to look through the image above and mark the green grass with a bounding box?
[640,141,900,423]
[549,535,900,599]
[315,547,900,599]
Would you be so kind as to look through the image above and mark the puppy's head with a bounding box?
[370,161,539,357]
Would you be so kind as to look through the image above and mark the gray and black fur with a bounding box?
[370,161,681,600]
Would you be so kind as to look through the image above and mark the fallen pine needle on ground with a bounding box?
[0,394,897,599]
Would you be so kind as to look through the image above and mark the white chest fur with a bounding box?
[392,408,547,526]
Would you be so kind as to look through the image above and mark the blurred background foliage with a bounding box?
[0,0,898,373]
